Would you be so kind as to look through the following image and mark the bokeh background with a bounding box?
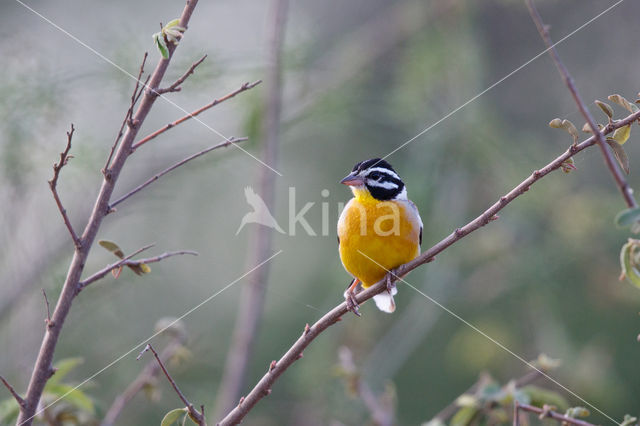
[1,0,640,424]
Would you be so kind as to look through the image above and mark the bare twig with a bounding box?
[104,53,149,174]
[138,344,206,426]
[77,249,198,292]
[41,289,52,327]
[101,338,185,426]
[17,2,201,424]
[109,136,248,211]
[214,0,288,419]
[513,400,520,426]
[131,80,262,152]
[516,403,597,426]
[216,108,640,425]
[0,375,25,409]
[525,0,638,209]
[156,55,207,94]
[48,124,82,249]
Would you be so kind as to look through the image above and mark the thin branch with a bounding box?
[513,400,520,426]
[41,289,52,328]
[109,136,248,211]
[17,2,201,423]
[77,249,198,292]
[516,403,597,426]
[216,108,640,425]
[48,124,82,249]
[104,53,149,174]
[138,344,206,426]
[130,80,262,152]
[101,338,185,426]
[156,54,207,94]
[214,0,288,418]
[0,375,25,408]
[525,0,638,209]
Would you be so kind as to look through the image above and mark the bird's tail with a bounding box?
[373,287,397,313]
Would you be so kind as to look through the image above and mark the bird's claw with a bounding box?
[345,291,361,317]
[385,269,397,293]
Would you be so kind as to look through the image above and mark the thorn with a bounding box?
[533,170,542,177]
[489,214,500,221]
[269,360,277,372]
[304,323,311,335]
[500,196,507,203]
[238,396,245,405]
[296,352,304,360]
[48,368,57,379]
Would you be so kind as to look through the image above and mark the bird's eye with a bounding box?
[369,172,382,181]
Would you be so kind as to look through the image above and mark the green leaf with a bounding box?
[620,240,640,288]
[608,124,631,145]
[595,100,614,118]
[161,408,188,426]
[153,33,169,59]
[606,140,630,174]
[44,383,94,414]
[450,406,478,426]
[99,240,125,258]
[48,357,83,385]
[0,398,19,425]
[620,414,638,426]
[609,94,639,113]
[164,19,181,29]
[565,407,590,418]
[614,208,640,228]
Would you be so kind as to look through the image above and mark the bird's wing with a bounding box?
[407,200,423,245]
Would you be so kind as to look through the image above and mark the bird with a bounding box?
[337,158,422,314]
[236,186,285,235]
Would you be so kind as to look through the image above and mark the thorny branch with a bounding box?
[138,344,206,426]
[156,55,207,94]
[514,402,597,426]
[525,0,638,209]
[217,108,640,425]
[101,337,186,426]
[77,249,198,292]
[109,136,248,211]
[16,1,202,423]
[131,80,262,152]
[48,124,81,249]
[0,375,25,409]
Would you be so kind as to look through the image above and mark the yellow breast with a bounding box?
[337,190,420,287]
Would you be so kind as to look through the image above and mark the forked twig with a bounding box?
[525,0,638,209]
[156,54,207,94]
[109,136,248,211]
[48,124,81,249]
[138,344,206,426]
[131,80,262,152]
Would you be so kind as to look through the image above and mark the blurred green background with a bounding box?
[1,0,640,424]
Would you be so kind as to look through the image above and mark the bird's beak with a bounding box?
[340,173,365,186]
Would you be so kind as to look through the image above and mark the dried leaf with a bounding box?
[609,94,639,113]
[595,100,614,118]
[606,140,630,174]
[99,240,125,258]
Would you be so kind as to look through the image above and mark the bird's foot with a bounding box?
[345,290,361,317]
[385,269,398,293]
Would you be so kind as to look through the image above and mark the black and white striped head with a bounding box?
[340,158,407,201]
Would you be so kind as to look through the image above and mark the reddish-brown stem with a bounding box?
[525,0,638,209]
[109,136,248,211]
[217,108,640,425]
[131,80,262,152]
[48,124,81,249]
[102,338,185,426]
[516,403,597,426]
[104,53,149,174]
[77,249,197,292]
[16,2,200,424]
[156,54,207,94]
[139,344,206,426]
[0,375,25,409]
